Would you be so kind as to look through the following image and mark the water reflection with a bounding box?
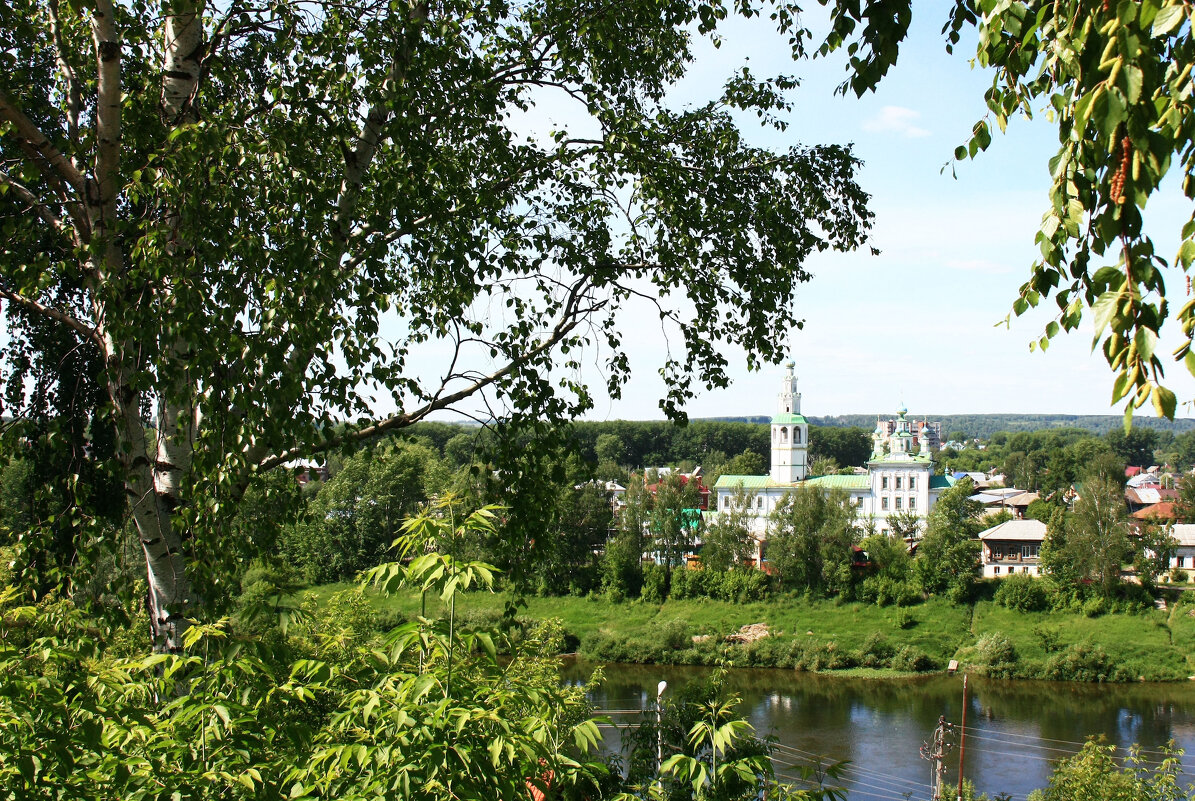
[563,661,1195,801]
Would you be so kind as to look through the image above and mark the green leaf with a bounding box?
[1134,326,1158,361]
[1152,4,1186,36]
[1091,291,1120,337]
[1153,385,1177,418]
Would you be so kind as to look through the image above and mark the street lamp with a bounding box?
[657,680,667,772]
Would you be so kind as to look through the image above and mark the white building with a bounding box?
[712,363,954,550]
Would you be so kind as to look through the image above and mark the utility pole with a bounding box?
[956,674,969,801]
[920,715,954,801]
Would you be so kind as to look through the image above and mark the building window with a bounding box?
[882,476,889,490]
[794,428,802,444]
[780,427,788,444]
[895,497,902,510]
[909,477,916,490]
[756,497,764,510]
[1180,556,1186,568]
[1021,544,1038,559]
[909,497,916,510]
[993,566,1001,575]
[881,497,889,511]
[722,496,730,510]
[895,477,902,490]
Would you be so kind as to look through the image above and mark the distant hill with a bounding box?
[708,414,1195,440]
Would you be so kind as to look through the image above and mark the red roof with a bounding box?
[1126,466,1143,477]
[1133,502,1179,520]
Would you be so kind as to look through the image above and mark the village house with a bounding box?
[977,518,1047,578]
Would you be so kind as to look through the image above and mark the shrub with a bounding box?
[993,573,1049,612]
[1033,624,1062,653]
[1173,569,1190,584]
[1043,642,1127,682]
[720,569,770,603]
[974,631,1018,678]
[656,618,690,651]
[891,646,935,672]
[641,564,669,603]
[859,575,919,607]
[669,567,693,599]
[856,632,894,668]
[1081,596,1107,618]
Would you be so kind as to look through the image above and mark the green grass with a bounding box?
[971,600,1188,680]
[298,585,1195,681]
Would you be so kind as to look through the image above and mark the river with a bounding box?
[562,661,1195,801]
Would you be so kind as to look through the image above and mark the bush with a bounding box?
[993,573,1049,612]
[655,618,690,651]
[720,569,771,603]
[1173,568,1190,584]
[891,646,935,672]
[1043,642,1127,682]
[1081,596,1107,618]
[641,564,669,603]
[974,631,1018,678]
[856,632,894,667]
[859,575,919,607]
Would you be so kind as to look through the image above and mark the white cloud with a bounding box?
[862,105,931,138]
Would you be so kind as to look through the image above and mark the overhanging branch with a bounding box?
[256,277,600,471]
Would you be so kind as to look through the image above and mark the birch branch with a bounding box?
[0,92,86,196]
[0,287,101,347]
[257,277,599,471]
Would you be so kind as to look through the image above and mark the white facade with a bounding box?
[770,362,809,484]
[712,364,953,549]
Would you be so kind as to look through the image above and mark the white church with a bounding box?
[711,362,954,545]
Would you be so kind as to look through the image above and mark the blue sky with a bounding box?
[567,2,1195,421]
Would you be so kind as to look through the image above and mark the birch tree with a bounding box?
[0,0,873,649]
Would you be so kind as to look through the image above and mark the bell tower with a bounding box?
[770,362,808,483]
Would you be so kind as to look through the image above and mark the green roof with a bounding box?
[770,413,808,425]
[930,475,955,489]
[713,473,869,491]
[714,474,777,490]
[805,474,870,490]
[868,452,934,465]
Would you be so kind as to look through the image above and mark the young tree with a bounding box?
[768,486,857,595]
[652,473,701,571]
[1046,476,1132,598]
[914,478,982,601]
[1,0,874,649]
[701,484,758,572]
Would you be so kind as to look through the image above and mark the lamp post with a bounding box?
[657,680,668,774]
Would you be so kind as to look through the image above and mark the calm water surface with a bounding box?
[562,661,1195,801]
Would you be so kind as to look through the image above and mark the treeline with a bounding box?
[940,425,1195,484]
[810,413,1195,439]
[401,418,873,476]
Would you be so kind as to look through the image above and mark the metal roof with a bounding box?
[978,519,1048,542]
[770,413,808,425]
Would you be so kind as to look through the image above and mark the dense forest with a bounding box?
[720,413,1195,439]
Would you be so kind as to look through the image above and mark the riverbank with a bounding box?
[302,583,1195,681]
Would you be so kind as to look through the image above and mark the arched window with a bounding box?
[756,496,764,510]
[794,427,802,444]
[781,427,788,444]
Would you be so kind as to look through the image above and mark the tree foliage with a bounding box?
[0,0,874,646]
[817,0,1195,420]
[767,487,858,596]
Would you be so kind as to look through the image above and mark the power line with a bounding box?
[769,746,929,797]
[769,743,928,792]
[956,724,1188,759]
